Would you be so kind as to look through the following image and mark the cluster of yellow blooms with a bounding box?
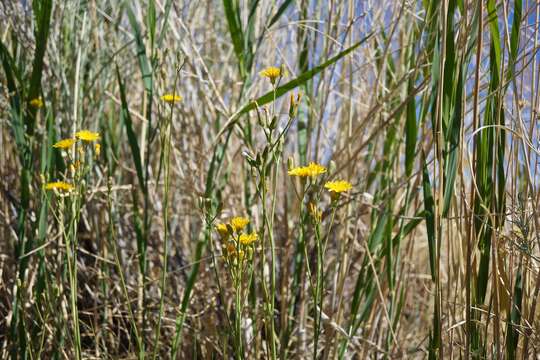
[216,216,258,262]
[160,93,182,103]
[44,181,74,191]
[212,67,352,266]
[289,161,352,200]
[45,130,100,193]
[288,162,327,177]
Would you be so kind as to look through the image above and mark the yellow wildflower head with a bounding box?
[161,93,182,103]
[216,223,230,239]
[288,166,309,177]
[44,181,74,192]
[231,216,249,232]
[53,138,76,149]
[260,66,282,84]
[324,180,352,193]
[75,130,100,142]
[288,162,326,178]
[305,162,326,177]
[239,232,258,246]
[30,97,44,108]
[324,180,352,200]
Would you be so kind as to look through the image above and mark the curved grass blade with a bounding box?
[116,66,145,191]
[223,0,247,77]
[126,5,153,94]
[215,32,373,140]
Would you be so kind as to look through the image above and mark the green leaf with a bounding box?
[157,0,174,48]
[507,0,522,81]
[116,66,145,191]
[126,5,153,93]
[223,0,247,77]
[147,0,156,48]
[422,157,436,281]
[405,78,417,177]
[442,68,463,217]
[27,0,53,135]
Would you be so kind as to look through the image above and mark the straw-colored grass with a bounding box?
[1,0,539,358]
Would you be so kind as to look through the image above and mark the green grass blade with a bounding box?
[116,67,145,191]
[157,0,174,48]
[126,5,153,94]
[147,0,156,48]
[223,0,247,77]
[422,157,436,281]
[27,0,53,135]
[404,78,417,177]
[442,68,463,217]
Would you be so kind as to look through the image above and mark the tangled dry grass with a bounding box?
[1,0,540,358]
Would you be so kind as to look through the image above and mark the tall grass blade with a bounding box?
[116,67,145,190]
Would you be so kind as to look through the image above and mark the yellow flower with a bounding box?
[260,66,282,84]
[305,162,326,177]
[30,97,43,108]
[288,162,326,177]
[288,166,309,177]
[239,232,258,245]
[231,216,249,232]
[324,180,352,194]
[161,93,182,103]
[53,138,76,149]
[75,130,100,142]
[44,181,74,192]
[216,223,229,239]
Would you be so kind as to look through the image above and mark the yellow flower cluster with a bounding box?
[47,130,101,195]
[239,232,258,245]
[53,129,100,151]
[44,181,74,192]
[216,216,251,239]
[288,162,327,177]
[161,93,182,103]
[216,216,258,262]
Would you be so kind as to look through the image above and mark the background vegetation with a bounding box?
[1,0,539,358]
